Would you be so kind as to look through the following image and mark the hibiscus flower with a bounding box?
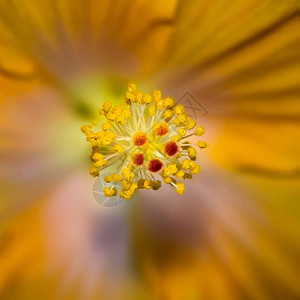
[0,1,299,299]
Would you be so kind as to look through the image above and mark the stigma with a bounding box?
[148,159,163,172]
[81,83,207,201]
[133,131,147,146]
[165,141,178,156]
[132,152,145,166]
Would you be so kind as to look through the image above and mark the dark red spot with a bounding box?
[165,141,178,156]
[133,132,147,146]
[132,153,144,166]
[148,159,163,172]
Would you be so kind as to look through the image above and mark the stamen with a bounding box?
[81,83,206,201]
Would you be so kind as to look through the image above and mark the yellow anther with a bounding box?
[190,161,197,169]
[175,182,185,194]
[169,164,178,175]
[194,126,205,136]
[130,183,138,193]
[163,97,174,108]
[104,174,115,183]
[152,180,162,190]
[197,141,207,148]
[104,186,117,197]
[114,174,123,181]
[174,105,185,114]
[114,145,124,154]
[120,183,137,200]
[94,159,108,168]
[136,91,144,103]
[144,180,152,190]
[177,114,187,123]
[103,101,112,113]
[182,159,191,170]
[102,122,112,131]
[122,179,132,190]
[106,105,127,122]
[90,166,99,177]
[123,107,131,119]
[176,170,185,179]
[164,177,172,184]
[173,114,187,126]
[81,125,92,134]
[178,128,187,137]
[104,174,123,183]
[137,179,146,188]
[162,164,178,176]
[115,116,125,125]
[122,166,135,181]
[125,91,135,103]
[163,109,173,119]
[92,152,105,161]
[156,100,164,110]
[188,147,197,159]
[153,90,162,102]
[186,117,196,130]
[149,105,156,116]
[107,110,117,121]
[143,93,152,104]
[95,131,115,146]
[191,164,201,174]
[184,173,193,180]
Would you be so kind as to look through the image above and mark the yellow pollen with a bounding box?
[175,182,185,194]
[194,126,205,136]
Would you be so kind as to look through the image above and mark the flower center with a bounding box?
[81,83,207,201]
[133,131,147,146]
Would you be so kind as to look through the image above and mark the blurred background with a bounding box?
[0,0,299,299]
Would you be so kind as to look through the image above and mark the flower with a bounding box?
[81,84,206,200]
[0,1,299,300]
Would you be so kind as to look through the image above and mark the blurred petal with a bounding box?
[131,166,300,299]
[0,87,86,216]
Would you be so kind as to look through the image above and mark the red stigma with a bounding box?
[148,159,163,172]
[133,132,147,146]
[165,141,178,156]
[132,153,144,166]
